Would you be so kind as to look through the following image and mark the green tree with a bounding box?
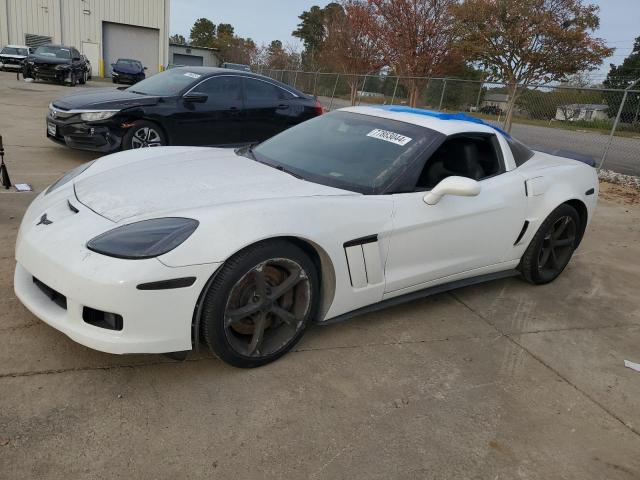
[169,34,186,45]
[292,3,341,68]
[190,18,216,48]
[603,36,640,123]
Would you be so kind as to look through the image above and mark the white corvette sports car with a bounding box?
[15,106,598,367]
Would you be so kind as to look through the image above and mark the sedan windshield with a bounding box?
[126,68,200,96]
[34,46,70,59]
[117,59,142,69]
[250,111,439,194]
[1,47,28,56]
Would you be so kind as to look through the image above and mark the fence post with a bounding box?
[293,70,298,90]
[329,74,340,111]
[390,76,399,105]
[438,79,447,111]
[600,77,640,169]
[313,71,319,96]
[475,81,484,112]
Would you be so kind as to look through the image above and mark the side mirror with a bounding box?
[143,66,148,70]
[73,57,80,61]
[183,92,208,103]
[423,176,481,205]
[111,63,116,68]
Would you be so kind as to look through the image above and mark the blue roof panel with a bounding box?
[376,106,511,137]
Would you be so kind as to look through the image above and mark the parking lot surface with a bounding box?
[1,71,640,479]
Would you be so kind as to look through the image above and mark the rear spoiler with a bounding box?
[535,148,596,167]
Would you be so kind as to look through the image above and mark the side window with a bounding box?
[192,76,241,102]
[416,134,504,190]
[244,78,284,102]
[506,137,534,167]
[72,48,80,59]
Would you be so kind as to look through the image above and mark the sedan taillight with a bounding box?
[315,100,324,116]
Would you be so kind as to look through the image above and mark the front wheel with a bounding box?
[200,240,319,368]
[122,120,166,149]
[520,204,580,284]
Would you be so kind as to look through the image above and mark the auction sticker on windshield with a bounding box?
[366,129,412,146]
[184,72,201,79]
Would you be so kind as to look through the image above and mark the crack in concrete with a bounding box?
[449,291,640,439]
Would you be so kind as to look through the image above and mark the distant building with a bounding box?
[0,0,170,77]
[169,43,220,68]
[481,93,510,111]
[357,91,384,98]
[555,104,608,122]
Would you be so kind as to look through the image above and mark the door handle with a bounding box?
[277,104,290,109]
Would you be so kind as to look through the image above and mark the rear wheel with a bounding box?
[200,240,319,368]
[122,120,166,149]
[520,204,580,284]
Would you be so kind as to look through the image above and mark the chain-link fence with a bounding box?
[257,68,640,176]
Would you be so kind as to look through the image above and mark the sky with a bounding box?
[170,0,639,81]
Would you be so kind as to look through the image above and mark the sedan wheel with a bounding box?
[520,204,580,284]
[130,126,163,148]
[201,240,319,368]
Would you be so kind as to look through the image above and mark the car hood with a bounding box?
[52,88,159,110]
[29,54,70,66]
[113,64,143,74]
[74,147,354,222]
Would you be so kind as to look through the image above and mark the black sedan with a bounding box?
[111,58,146,84]
[24,44,90,85]
[46,67,324,152]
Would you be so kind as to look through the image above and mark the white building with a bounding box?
[555,104,609,122]
[169,43,220,67]
[0,0,169,77]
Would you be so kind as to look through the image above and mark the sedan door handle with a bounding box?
[277,104,290,109]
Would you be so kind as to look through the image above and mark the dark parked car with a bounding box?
[0,45,32,71]
[111,58,146,84]
[46,67,324,152]
[479,105,503,115]
[24,44,90,85]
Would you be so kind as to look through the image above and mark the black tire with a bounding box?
[122,120,166,149]
[79,70,87,85]
[67,72,76,86]
[112,77,117,84]
[200,240,319,368]
[520,204,580,285]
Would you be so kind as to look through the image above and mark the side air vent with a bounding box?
[514,221,530,245]
[344,235,383,288]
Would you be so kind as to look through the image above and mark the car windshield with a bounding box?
[126,68,200,96]
[34,46,70,59]
[117,59,142,69]
[1,47,28,55]
[250,111,439,194]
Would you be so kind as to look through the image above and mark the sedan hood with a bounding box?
[52,88,160,110]
[29,54,70,66]
[74,147,353,222]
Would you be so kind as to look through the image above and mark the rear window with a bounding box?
[506,137,534,167]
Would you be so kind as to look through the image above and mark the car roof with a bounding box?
[341,106,511,137]
[4,44,29,49]
[169,66,309,97]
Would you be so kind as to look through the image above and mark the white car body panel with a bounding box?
[14,108,598,354]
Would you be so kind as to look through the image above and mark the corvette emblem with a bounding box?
[36,213,52,225]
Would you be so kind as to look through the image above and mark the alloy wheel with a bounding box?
[223,258,311,358]
[130,127,163,148]
[537,215,576,277]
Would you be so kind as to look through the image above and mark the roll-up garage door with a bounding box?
[103,22,159,76]
[173,53,204,67]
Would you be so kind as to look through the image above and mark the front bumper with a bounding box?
[112,72,143,84]
[46,116,123,152]
[0,60,23,70]
[14,190,221,354]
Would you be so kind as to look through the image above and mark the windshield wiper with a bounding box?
[238,145,304,180]
[273,165,304,180]
[128,90,146,95]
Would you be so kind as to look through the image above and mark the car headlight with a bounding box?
[46,160,96,195]
[112,71,119,75]
[87,218,199,259]
[80,111,118,121]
